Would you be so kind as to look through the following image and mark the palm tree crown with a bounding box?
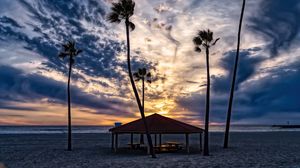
[58,41,82,64]
[133,68,152,83]
[107,0,136,31]
[193,29,220,52]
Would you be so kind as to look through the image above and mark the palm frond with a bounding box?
[141,68,146,76]
[146,72,151,78]
[62,44,69,51]
[133,72,140,78]
[111,2,123,14]
[193,36,202,46]
[58,41,82,64]
[212,38,220,46]
[68,41,75,49]
[198,30,207,41]
[128,21,135,31]
[107,12,121,23]
[107,0,135,23]
[58,52,68,59]
[134,67,154,84]
[138,68,143,76]
[195,46,201,52]
[133,71,142,81]
[207,29,213,42]
[121,0,135,17]
[76,49,83,55]
[133,72,138,76]
[196,29,218,46]
[146,72,152,84]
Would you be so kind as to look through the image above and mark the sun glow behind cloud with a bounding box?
[0,0,300,126]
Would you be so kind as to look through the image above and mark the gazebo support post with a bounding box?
[200,133,203,152]
[140,134,144,144]
[111,133,114,150]
[186,133,190,154]
[159,134,162,147]
[130,133,133,148]
[155,134,157,146]
[114,133,118,153]
[147,136,150,154]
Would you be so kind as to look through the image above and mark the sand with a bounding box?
[1,132,300,168]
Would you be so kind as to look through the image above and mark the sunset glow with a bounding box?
[0,0,299,126]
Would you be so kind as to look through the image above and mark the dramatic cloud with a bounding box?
[249,0,300,57]
[0,0,299,125]
[0,66,135,117]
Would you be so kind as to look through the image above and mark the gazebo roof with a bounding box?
[109,113,204,134]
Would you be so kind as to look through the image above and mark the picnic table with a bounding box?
[165,141,183,148]
[156,141,183,152]
[127,143,142,149]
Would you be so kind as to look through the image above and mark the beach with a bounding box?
[1,131,300,168]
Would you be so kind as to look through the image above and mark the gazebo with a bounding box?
[109,113,204,153]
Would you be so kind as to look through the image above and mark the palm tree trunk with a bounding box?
[223,0,246,149]
[67,56,72,151]
[203,46,210,156]
[140,78,145,144]
[142,78,145,114]
[125,18,156,158]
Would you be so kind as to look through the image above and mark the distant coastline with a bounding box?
[272,125,300,128]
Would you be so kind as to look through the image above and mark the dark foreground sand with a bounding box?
[1,132,300,168]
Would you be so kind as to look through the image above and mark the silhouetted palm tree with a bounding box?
[133,68,152,116]
[58,41,82,151]
[107,0,156,158]
[134,68,152,144]
[224,0,246,149]
[193,29,219,156]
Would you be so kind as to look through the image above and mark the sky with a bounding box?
[0,0,299,126]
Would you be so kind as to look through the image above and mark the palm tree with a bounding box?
[193,29,219,156]
[224,0,246,149]
[107,0,156,158]
[58,41,82,151]
[134,68,152,144]
[133,68,152,114]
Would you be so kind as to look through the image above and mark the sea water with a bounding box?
[0,125,300,134]
[0,126,111,134]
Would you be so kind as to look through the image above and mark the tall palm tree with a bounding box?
[133,68,152,144]
[193,29,219,156]
[58,41,82,151]
[107,0,156,158]
[224,0,246,149]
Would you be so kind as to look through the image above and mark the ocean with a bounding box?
[0,125,300,134]
[0,126,111,134]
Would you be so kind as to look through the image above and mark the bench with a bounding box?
[127,143,142,149]
[155,142,183,152]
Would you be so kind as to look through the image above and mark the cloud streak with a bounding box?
[0,0,299,125]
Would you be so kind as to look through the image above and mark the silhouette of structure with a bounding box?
[109,113,204,154]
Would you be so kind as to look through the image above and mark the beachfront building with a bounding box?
[109,113,204,154]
